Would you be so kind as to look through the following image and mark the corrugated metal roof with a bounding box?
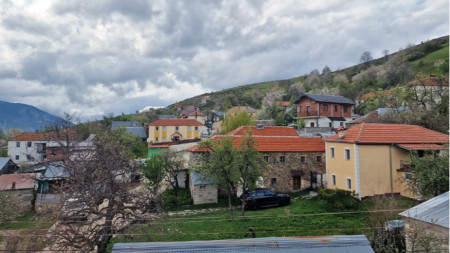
[399,191,449,228]
[294,93,355,105]
[112,121,141,128]
[0,158,11,170]
[126,127,147,139]
[192,172,214,185]
[112,235,374,252]
[41,162,69,179]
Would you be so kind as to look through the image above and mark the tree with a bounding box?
[406,150,449,199]
[0,192,21,224]
[5,128,24,140]
[47,118,160,252]
[322,66,332,84]
[222,110,254,134]
[235,130,266,217]
[360,51,373,64]
[195,137,238,219]
[142,151,186,206]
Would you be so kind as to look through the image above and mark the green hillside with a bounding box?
[169,36,448,113]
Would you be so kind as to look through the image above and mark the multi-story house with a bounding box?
[325,123,448,199]
[294,93,355,128]
[8,131,52,165]
[148,119,203,143]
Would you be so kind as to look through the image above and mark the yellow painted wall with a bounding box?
[326,142,356,191]
[327,141,415,199]
[149,125,203,143]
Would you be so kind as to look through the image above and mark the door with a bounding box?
[293,176,301,190]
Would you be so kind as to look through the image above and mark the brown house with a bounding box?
[190,126,326,193]
[294,93,355,128]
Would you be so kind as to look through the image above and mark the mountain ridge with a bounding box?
[0,101,64,132]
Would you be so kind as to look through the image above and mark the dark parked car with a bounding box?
[243,189,290,210]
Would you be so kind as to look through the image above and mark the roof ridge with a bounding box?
[356,123,365,143]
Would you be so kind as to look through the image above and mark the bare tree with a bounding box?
[360,51,373,64]
[47,117,161,253]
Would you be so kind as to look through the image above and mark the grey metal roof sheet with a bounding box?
[192,172,214,185]
[295,93,355,105]
[126,127,147,139]
[0,158,11,170]
[399,191,449,228]
[41,162,69,179]
[112,121,141,128]
[112,235,374,252]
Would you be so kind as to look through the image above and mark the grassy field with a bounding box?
[109,192,418,249]
[410,43,449,76]
[0,210,53,231]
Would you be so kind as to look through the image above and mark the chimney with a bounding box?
[337,126,345,138]
[35,130,39,133]
[256,123,264,129]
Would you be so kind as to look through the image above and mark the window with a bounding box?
[329,122,332,127]
[299,106,302,112]
[301,156,306,163]
[310,122,315,127]
[334,105,338,112]
[340,122,344,126]
[330,147,335,158]
[188,126,192,131]
[16,142,20,148]
[27,155,32,161]
[155,126,159,131]
[264,156,269,162]
[280,156,285,163]
[27,142,32,147]
[195,126,198,131]
[270,178,277,186]
[323,104,328,111]
[343,106,348,113]
[404,172,413,180]
[155,137,159,142]
[331,174,336,185]
[345,149,351,160]
[346,178,352,190]
[175,126,179,131]
[316,156,321,162]
[307,106,311,113]
[200,185,206,190]
[15,155,19,160]
[163,137,166,142]
[162,126,166,131]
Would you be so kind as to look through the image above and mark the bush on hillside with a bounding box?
[318,188,360,211]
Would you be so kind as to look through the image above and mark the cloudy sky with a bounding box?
[0,0,448,121]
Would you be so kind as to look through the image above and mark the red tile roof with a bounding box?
[358,90,392,101]
[186,111,205,117]
[326,123,449,144]
[228,126,299,137]
[9,131,80,141]
[190,136,324,152]
[396,144,448,151]
[149,119,203,126]
[0,173,37,191]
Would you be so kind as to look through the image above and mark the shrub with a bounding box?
[161,188,193,208]
[318,188,360,211]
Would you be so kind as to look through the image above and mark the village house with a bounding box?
[190,126,326,195]
[148,119,204,143]
[325,123,448,199]
[0,157,19,175]
[294,93,355,128]
[399,191,449,252]
[0,173,38,209]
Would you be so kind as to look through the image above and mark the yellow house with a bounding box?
[149,119,203,143]
[325,123,448,199]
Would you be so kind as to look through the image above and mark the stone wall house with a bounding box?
[189,126,326,196]
[0,173,37,209]
[189,172,217,205]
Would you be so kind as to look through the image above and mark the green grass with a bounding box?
[0,210,53,230]
[410,43,449,76]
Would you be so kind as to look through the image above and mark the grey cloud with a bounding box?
[53,0,156,22]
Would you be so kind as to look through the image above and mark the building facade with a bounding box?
[325,123,448,199]
[148,119,204,143]
[294,93,355,128]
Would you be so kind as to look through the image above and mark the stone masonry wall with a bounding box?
[261,151,326,193]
